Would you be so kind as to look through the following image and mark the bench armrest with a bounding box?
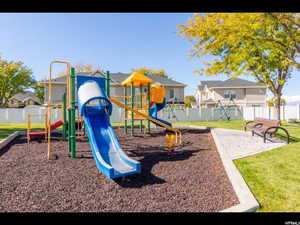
[244,121,263,131]
[264,126,290,144]
[244,120,253,131]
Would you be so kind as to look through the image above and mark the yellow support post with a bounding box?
[47,61,71,160]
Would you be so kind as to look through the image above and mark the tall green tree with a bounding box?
[0,57,35,107]
[178,13,300,120]
[132,67,168,77]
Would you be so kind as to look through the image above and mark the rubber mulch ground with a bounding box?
[0,127,239,212]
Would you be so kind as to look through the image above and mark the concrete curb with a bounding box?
[0,131,25,150]
[0,130,62,151]
[174,125,260,212]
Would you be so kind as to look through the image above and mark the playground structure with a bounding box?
[109,71,181,143]
[26,61,181,180]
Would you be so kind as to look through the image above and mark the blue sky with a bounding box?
[0,13,299,101]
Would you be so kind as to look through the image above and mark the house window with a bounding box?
[169,88,175,99]
[224,90,236,99]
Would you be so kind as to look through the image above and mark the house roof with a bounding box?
[10,91,41,104]
[39,72,186,87]
[200,78,266,89]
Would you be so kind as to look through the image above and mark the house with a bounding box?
[39,72,186,105]
[194,78,267,108]
[8,91,41,108]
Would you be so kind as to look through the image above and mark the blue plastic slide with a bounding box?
[77,77,141,179]
[149,98,172,127]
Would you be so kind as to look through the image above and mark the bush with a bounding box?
[288,118,297,123]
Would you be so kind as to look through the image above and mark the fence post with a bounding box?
[22,109,25,121]
[299,104,300,120]
[198,107,201,121]
[55,108,58,120]
[253,106,255,120]
[6,108,9,121]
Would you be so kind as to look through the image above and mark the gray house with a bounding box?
[194,78,267,108]
[8,91,41,108]
[40,72,186,105]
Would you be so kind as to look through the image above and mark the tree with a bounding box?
[58,63,101,77]
[33,82,45,103]
[0,57,35,107]
[75,63,95,73]
[131,67,168,77]
[184,95,196,108]
[266,13,300,57]
[267,97,286,107]
[178,13,300,120]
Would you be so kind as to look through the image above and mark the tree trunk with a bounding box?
[274,93,281,122]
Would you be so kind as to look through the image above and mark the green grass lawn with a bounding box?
[1,120,300,212]
[175,120,300,212]
[0,123,46,141]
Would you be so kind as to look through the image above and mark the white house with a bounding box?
[194,78,267,108]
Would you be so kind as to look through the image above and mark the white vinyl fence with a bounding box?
[0,105,299,124]
[242,105,300,121]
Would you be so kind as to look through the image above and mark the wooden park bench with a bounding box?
[244,117,290,144]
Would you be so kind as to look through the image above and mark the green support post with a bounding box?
[124,86,128,134]
[139,85,143,133]
[70,67,76,158]
[106,71,110,98]
[147,83,151,134]
[68,108,72,152]
[131,82,135,136]
[62,92,67,141]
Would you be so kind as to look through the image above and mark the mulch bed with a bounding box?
[0,127,239,212]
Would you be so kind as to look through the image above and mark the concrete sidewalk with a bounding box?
[212,128,286,160]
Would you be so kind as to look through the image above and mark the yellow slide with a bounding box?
[109,98,182,144]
